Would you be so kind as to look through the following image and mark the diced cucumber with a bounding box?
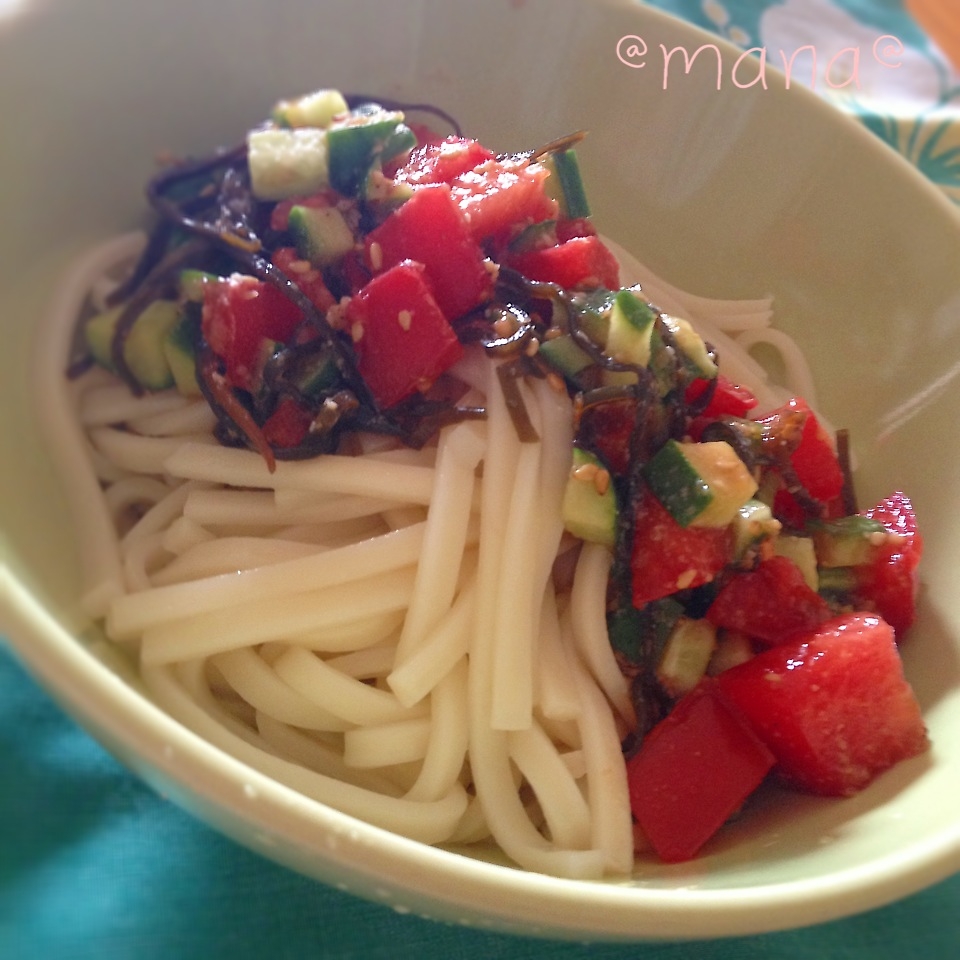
[661,313,718,379]
[288,205,356,266]
[163,308,201,397]
[544,149,590,219]
[292,350,340,397]
[561,446,618,546]
[362,166,414,212]
[656,617,717,697]
[247,127,329,201]
[605,289,656,367]
[644,439,758,528]
[84,299,181,391]
[812,514,887,568]
[326,110,416,197]
[731,498,780,560]
[707,631,754,676]
[507,219,557,254]
[178,268,217,303]
[773,534,819,590]
[607,597,684,666]
[538,333,594,380]
[271,88,348,129]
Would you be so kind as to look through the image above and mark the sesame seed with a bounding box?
[525,338,540,357]
[573,462,599,482]
[397,309,413,331]
[593,469,611,496]
[675,569,696,590]
[351,322,364,343]
[369,241,383,272]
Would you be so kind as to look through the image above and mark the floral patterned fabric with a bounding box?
[641,0,960,202]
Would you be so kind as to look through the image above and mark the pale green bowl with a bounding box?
[2,0,959,941]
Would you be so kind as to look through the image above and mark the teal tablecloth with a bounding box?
[3,2,960,957]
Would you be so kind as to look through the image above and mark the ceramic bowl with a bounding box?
[2,0,960,941]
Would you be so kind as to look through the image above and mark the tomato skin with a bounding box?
[505,235,621,291]
[716,613,928,796]
[627,679,775,863]
[201,274,303,390]
[394,136,496,187]
[685,374,759,418]
[272,247,336,314]
[706,555,831,646]
[344,260,464,409]
[449,154,557,243]
[364,183,492,320]
[857,492,923,637]
[759,397,844,503]
[631,487,734,607]
[261,397,313,448]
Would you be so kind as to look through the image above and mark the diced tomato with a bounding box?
[272,247,336,314]
[772,486,809,530]
[505,235,620,291]
[716,613,929,796]
[261,397,313,448]
[626,679,775,862]
[364,183,492,320]
[856,492,923,637]
[393,136,496,187]
[201,274,303,390]
[555,217,598,242]
[339,248,373,297]
[706,555,831,645]
[577,397,637,477]
[631,487,734,606]
[448,154,557,243]
[686,374,759,418]
[344,260,464,409]
[758,397,844,503]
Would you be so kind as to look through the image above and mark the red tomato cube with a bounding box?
[345,261,464,409]
[758,397,844,503]
[394,136,496,187]
[449,154,557,243]
[631,487,734,606]
[857,492,924,637]
[627,679,775,863]
[364,183,492,321]
[202,274,303,390]
[505,235,621,291]
[716,613,929,796]
[705,555,832,646]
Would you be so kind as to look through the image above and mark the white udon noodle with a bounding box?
[36,230,817,879]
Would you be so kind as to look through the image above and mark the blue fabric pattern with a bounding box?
[641,0,960,201]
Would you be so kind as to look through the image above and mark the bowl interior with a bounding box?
[2,0,960,941]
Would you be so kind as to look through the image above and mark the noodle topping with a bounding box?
[64,87,929,872]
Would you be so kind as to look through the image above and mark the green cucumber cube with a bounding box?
[644,439,758,528]
[288,205,356,266]
[605,289,656,367]
[271,88,348,129]
[562,447,618,546]
[247,127,329,201]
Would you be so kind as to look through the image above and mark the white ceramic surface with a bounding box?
[2,0,960,941]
